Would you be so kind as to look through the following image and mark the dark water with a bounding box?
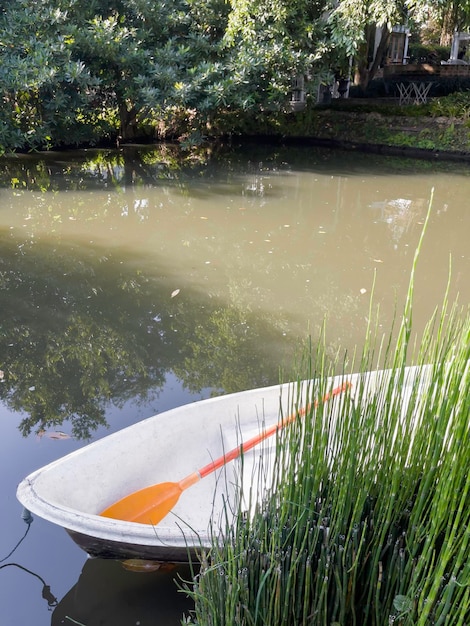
[0,145,469,625]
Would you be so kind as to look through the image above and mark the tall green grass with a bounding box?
[183,202,470,626]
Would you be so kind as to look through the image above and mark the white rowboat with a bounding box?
[16,367,427,562]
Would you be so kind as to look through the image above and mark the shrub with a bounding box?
[407,43,450,65]
[430,90,470,119]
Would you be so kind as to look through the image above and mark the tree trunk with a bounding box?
[119,103,138,141]
[440,2,459,47]
[369,28,390,81]
[353,24,389,93]
[354,40,370,92]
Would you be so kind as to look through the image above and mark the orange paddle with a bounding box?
[100,382,350,525]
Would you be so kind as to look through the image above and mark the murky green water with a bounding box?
[1,144,469,625]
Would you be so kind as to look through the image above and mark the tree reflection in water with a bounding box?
[0,231,291,439]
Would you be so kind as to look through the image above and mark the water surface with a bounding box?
[0,145,469,625]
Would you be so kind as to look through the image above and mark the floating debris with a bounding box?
[121,559,176,573]
[37,431,72,441]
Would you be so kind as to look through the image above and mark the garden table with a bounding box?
[397,81,432,105]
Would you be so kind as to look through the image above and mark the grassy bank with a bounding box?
[289,107,470,156]
[183,204,470,625]
[204,92,470,158]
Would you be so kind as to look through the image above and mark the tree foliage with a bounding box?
[0,0,334,151]
[0,0,107,150]
[2,0,470,151]
[433,0,470,45]
[328,0,410,89]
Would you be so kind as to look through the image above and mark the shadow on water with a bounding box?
[2,143,469,192]
[51,559,193,626]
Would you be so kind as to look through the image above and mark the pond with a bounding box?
[0,144,469,625]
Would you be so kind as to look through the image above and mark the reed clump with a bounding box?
[184,208,470,626]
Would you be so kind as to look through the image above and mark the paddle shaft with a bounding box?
[196,381,350,480]
[100,382,350,524]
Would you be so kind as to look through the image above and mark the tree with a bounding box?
[333,0,470,91]
[328,0,409,90]
[222,0,329,110]
[0,0,106,151]
[434,1,470,45]
[0,0,340,151]
[3,0,460,151]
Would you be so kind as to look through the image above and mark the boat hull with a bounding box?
[65,528,197,562]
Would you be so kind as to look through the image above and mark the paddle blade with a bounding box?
[100,481,183,525]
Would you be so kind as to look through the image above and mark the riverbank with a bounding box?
[213,99,470,162]
[4,98,470,163]
[289,107,470,161]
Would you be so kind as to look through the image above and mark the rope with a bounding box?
[0,510,57,608]
[0,511,32,563]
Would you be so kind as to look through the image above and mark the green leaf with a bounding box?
[393,594,412,615]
